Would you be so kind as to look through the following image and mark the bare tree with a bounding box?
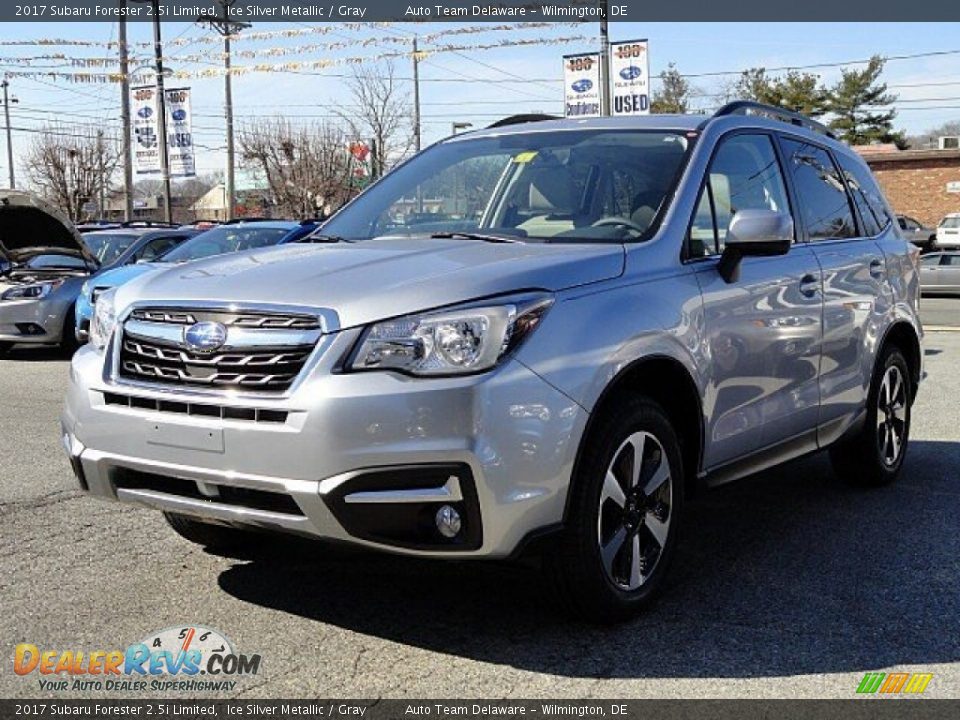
[340,61,414,174]
[238,118,355,218]
[24,127,120,222]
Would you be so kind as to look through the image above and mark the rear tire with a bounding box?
[548,396,684,622]
[163,512,259,550]
[830,346,911,487]
[0,341,12,356]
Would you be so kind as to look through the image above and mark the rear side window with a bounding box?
[781,138,857,241]
[835,153,893,236]
[945,255,960,266]
[920,254,941,266]
[686,133,791,258]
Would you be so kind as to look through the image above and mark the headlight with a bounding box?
[0,280,63,301]
[348,295,552,376]
[89,288,118,351]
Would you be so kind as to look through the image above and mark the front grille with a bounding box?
[102,392,288,424]
[117,306,321,393]
[129,308,321,330]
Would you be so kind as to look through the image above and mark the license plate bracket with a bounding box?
[146,420,224,453]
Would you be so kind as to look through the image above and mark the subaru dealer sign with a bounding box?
[610,39,651,116]
[563,52,601,118]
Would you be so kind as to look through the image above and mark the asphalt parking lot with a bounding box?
[1,322,959,699]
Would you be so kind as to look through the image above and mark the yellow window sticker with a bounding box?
[512,151,538,164]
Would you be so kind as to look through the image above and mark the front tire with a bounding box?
[830,346,911,487]
[550,397,684,622]
[163,512,259,550]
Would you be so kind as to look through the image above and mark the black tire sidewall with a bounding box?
[561,397,685,618]
[866,347,912,479]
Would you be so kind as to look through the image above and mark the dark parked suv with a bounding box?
[63,102,922,620]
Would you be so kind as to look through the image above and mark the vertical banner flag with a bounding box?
[131,85,160,174]
[610,39,651,116]
[563,52,601,118]
[131,86,195,176]
[165,88,196,177]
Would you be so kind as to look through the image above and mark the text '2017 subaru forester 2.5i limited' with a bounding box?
[62,102,922,620]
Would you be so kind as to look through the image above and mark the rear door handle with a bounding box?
[799,274,820,298]
[869,258,886,278]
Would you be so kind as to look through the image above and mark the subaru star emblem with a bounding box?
[172,109,187,121]
[571,79,593,93]
[620,66,643,81]
[183,322,227,353]
[137,106,153,119]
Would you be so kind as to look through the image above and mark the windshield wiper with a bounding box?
[430,231,521,244]
[299,234,351,244]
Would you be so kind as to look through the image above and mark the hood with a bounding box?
[0,190,94,264]
[120,238,625,329]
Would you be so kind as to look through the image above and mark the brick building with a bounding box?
[856,146,960,227]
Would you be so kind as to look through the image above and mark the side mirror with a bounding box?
[717,209,794,283]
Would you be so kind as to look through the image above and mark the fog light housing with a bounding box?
[435,505,462,538]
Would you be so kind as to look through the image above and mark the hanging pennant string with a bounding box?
[0,34,587,84]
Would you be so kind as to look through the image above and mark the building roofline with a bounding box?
[858,147,960,163]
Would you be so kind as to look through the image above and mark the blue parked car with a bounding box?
[75,220,322,342]
[74,226,201,340]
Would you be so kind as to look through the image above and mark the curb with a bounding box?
[924,326,960,333]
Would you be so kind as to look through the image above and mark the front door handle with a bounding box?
[799,274,820,298]
[869,258,886,278]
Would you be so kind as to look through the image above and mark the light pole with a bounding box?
[599,0,611,117]
[1,79,18,188]
[118,2,133,221]
[451,121,473,135]
[199,0,250,222]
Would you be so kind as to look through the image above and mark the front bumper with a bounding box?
[0,295,66,344]
[61,333,587,558]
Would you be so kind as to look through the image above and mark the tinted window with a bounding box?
[83,232,140,264]
[782,139,857,241]
[920,254,941,266]
[135,235,184,262]
[835,153,892,236]
[25,254,88,269]
[945,255,960,266]
[687,133,791,257]
[904,217,920,230]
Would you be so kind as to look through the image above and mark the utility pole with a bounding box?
[150,0,172,223]
[199,0,250,222]
[97,130,106,219]
[118,3,134,221]
[599,0,611,117]
[1,79,18,188]
[412,37,422,152]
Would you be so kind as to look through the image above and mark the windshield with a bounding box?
[321,130,691,243]
[83,232,140,265]
[940,216,960,229]
[160,225,290,263]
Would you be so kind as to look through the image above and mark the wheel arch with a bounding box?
[564,354,705,524]
[878,320,922,403]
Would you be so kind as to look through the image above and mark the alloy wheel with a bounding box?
[597,431,673,591]
[876,365,907,466]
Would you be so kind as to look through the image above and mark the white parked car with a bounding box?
[936,213,960,249]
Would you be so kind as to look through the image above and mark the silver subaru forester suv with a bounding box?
[62,103,922,620]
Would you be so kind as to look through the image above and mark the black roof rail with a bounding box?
[120,220,180,228]
[487,113,561,129]
[713,101,836,139]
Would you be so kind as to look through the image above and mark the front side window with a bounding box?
[781,138,857,241]
[686,133,791,258]
[940,216,960,229]
[944,255,960,266]
[920,254,942,267]
[322,130,692,244]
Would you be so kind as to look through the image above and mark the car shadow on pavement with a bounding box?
[0,347,72,362]
[217,440,960,678]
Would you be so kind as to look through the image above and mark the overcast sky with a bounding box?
[0,21,958,185]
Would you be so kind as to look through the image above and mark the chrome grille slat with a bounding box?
[118,306,320,393]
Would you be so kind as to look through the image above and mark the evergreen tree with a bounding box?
[733,68,828,117]
[827,56,902,146]
[651,63,692,114]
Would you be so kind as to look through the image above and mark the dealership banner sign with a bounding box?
[131,86,195,177]
[563,52,601,118]
[610,39,650,116]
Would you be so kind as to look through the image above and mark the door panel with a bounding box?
[697,249,824,468]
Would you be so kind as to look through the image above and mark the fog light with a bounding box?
[435,505,462,538]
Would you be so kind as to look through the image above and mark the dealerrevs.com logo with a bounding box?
[13,625,261,693]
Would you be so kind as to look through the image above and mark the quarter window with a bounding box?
[686,133,791,258]
[781,138,858,241]
[835,153,893,236]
